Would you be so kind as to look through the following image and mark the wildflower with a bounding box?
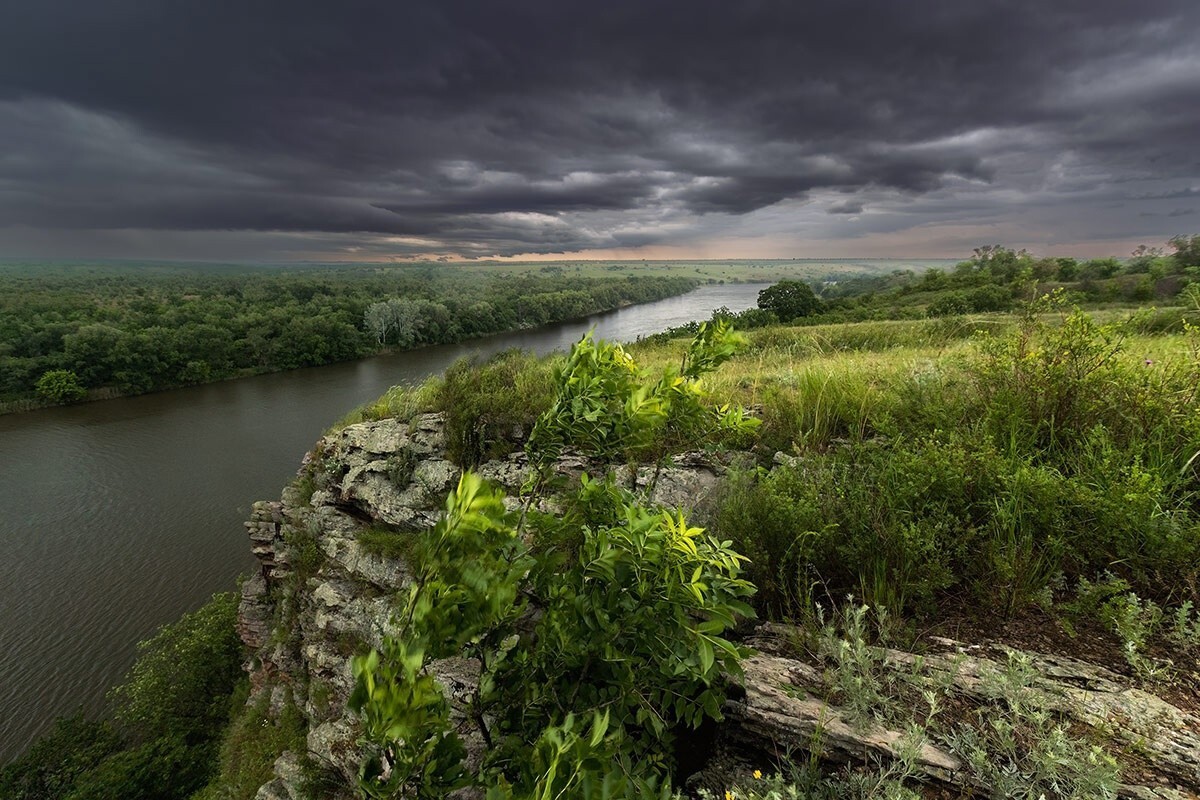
[725,792,734,800]
[753,770,763,779]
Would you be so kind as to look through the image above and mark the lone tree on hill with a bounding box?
[757,279,823,321]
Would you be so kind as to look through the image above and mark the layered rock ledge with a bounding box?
[238,414,1200,800]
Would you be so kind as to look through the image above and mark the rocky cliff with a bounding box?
[237,414,1200,799]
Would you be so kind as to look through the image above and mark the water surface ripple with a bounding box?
[0,283,766,759]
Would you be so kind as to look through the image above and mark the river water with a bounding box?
[0,282,767,761]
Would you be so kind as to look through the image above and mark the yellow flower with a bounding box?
[753,769,762,779]
[725,793,734,800]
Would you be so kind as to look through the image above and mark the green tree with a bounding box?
[0,594,242,800]
[1080,258,1121,280]
[927,292,971,317]
[34,369,87,403]
[1169,234,1200,267]
[110,592,242,742]
[757,280,823,321]
[1055,257,1079,281]
[0,717,123,800]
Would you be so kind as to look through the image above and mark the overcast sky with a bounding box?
[2,1,1198,262]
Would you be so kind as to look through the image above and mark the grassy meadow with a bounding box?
[347,301,1200,631]
[322,299,1200,796]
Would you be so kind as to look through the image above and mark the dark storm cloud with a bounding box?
[1,0,1198,258]
[828,202,864,216]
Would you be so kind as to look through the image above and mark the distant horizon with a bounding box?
[0,251,1138,268]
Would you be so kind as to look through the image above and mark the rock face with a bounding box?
[238,414,1200,799]
[238,413,739,798]
[709,626,1200,800]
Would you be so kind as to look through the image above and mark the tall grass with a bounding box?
[702,309,1200,618]
[337,309,1200,620]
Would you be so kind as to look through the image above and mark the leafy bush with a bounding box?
[439,350,555,467]
[350,473,755,798]
[926,291,971,317]
[0,717,123,800]
[716,301,1200,618]
[527,322,759,468]
[714,433,1006,615]
[349,327,759,797]
[109,593,243,743]
[0,594,243,800]
[34,369,87,403]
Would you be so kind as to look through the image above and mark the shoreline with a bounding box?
[0,285,704,418]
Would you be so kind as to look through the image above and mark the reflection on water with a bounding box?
[0,282,766,759]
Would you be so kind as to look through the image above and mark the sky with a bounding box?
[1,1,1198,263]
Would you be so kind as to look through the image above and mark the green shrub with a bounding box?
[65,735,215,800]
[351,473,755,799]
[1,594,244,800]
[709,466,828,617]
[439,350,555,467]
[527,323,758,469]
[190,687,307,800]
[714,396,1200,621]
[0,717,123,800]
[34,369,87,403]
[349,328,759,797]
[715,434,1006,616]
[926,291,971,317]
[110,593,243,744]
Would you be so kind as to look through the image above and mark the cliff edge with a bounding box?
[237,414,1200,799]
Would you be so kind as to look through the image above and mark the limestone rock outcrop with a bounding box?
[237,414,1200,800]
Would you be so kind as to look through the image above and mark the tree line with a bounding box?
[0,262,696,410]
[645,235,1200,342]
[813,235,1200,321]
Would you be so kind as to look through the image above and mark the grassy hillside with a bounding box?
[347,300,1200,625]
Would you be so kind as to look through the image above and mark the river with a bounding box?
[0,282,767,761]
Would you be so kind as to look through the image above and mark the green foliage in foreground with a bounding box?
[0,594,244,800]
[440,349,557,467]
[351,473,754,799]
[350,326,759,798]
[527,322,760,469]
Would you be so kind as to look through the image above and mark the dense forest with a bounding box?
[0,262,696,412]
[8,237,1198,413]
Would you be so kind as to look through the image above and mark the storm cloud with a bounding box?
[1,0,1198,259]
